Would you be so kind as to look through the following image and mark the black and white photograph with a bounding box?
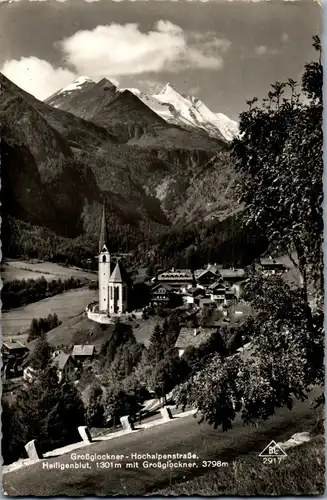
[1,0,324,495]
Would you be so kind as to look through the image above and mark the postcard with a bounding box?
[1,0,323,495]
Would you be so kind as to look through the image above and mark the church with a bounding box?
[97,206,132,315]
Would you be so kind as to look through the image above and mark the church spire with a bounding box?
[99,204,108,253]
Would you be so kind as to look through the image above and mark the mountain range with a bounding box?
[46,77,239,143]
[1,72,241,260]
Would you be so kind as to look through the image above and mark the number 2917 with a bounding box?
[262,457,284,464]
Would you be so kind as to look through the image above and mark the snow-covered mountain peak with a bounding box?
[123,87,142,96]
[125,83,238,142]
[61,76,94,93]
[159,82,179,95]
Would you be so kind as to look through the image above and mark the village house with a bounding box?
[72,345,95,362]
[2,341,29,379]
[260,257,286,275]
[218,268,246,285]
[208,281,228,304]
[155,268,194,290]
[199,297,215,310]
[174,327,215,357]
[52,351,77,382]
[149,283,173,307]
[23,350,77,383]
[181,286,205,305]
[225,289,236,303]
[194,265,220,287]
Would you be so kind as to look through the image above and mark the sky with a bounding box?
[0,0,321,120]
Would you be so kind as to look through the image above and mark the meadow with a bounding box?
[2,288,97,338]
[1,259,96,283]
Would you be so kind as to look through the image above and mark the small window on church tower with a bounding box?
[103,255,106,263]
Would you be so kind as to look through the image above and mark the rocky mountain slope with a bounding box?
[2,73,239,256]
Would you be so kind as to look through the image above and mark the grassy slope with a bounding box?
[36,312,166,350]
[42,314,114,350]
[3,397,320,496]
[156,435,325,496]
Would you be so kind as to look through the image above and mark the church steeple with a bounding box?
[99,204,108,253]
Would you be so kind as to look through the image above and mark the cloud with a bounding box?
[191,33,231,52]
[59,22,225,77]
[135,79,162,93]
[188,85,200,95]
[281,32,289,42]
[254,45,279,56]
[1,22,228,100]
[1,56,78,99]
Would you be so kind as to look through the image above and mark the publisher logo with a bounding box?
[259,440,287,463]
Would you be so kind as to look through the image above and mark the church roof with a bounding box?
[109,261,131,284]
[99,204,108,254]
[100,244,109,254]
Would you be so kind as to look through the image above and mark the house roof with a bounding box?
[199,297,213,304]
[260,257,285,267]
[194,268,218,280]
[72,345,95,357]
[150,282,173,293]
[219,269,245,280]
[21,351,34,368]
[109,261,131,284]
[175,327,214,349]
[157,269,192,280]
[52,351,73,370]
[3,341,28,351]
[208,281,226,291]
[186,287,205,296]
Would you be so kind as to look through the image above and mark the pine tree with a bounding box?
[30,333,52,371]
[147,324,164,363]
[27,318,39,342]
[86,385,105,428]
[52,313,60,328]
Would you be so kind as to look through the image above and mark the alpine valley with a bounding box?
[1,73,267,268]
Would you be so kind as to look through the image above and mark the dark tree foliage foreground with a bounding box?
[173,37,324,431]
[3,365,85,464]
[233,35,323,300]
